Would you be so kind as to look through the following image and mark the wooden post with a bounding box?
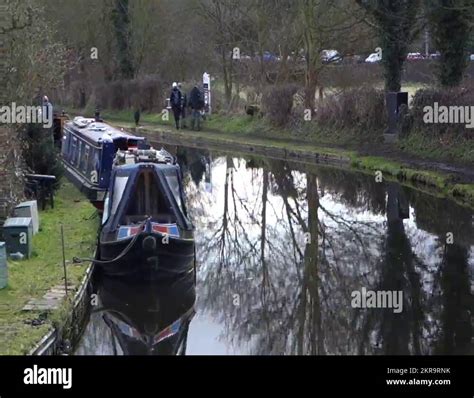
[61,224,68,296]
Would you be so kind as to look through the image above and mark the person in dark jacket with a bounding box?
[169,82,182,129]
[178,83,187,129]
[94,108,103,122]
[188,84,204,131]
[134,108,140,126]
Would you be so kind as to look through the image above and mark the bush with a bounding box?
[261,84,298,127]
[314,87,387,136]
[21,124,63,189]
[210,88,225,114]
[407,86,474,140]
[94,75,166,112]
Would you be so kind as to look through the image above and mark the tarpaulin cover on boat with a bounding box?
[101,163,193,238]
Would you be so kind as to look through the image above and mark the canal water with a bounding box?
[76,144,474,355]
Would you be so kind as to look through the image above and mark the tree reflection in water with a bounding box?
[76,149,473,355]
[182,152,473,355]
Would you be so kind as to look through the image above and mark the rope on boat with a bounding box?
[73,219,147,265]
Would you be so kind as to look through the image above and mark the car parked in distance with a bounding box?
[321,49,342,64]
[263,51,279,62]
[470,54,474,61]
[406,52,424,61]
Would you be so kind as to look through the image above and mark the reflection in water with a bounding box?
[185,153,473,355]
[78,145,474,355]
[76,270,195,355]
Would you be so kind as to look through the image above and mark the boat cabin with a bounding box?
[101,162,193,242]
[61,117,146,208]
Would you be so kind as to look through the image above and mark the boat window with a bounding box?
[71,137,77,164]
[111,176,129,216]
[121,170,176,225]
[165,173,183,212]
[77,140,82,167]
[79,142,90,174]
[82,145,90,174]
[61,129,70,157]
[102,194,110,225]
[92,150,100,174]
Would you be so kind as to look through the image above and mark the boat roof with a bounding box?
[113,147,177,169]
[65,117,145,143]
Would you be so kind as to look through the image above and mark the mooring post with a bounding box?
[60,224,68,296]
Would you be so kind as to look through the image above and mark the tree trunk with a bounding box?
[221,48,232,106]
[304,64,318,114]
[111,0,134,80]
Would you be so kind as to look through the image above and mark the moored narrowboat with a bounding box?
[96,147,195,279]
[60,117,146,210]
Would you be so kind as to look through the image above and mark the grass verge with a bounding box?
[0,181,98,355]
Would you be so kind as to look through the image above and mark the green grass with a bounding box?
[0,181,98,354]
[352,156,446,189]
[398,131,474,165]
[450,183,474,204]
[350,155,474,208]
[206,114,273,136]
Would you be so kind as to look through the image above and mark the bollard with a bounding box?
[0,242,8,289]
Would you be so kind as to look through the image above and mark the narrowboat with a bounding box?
[95,270,195,355]
[96,146,195,279]
[61,116,146,210]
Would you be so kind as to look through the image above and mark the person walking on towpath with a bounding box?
[188,84,205,131]
[169,82,182,129]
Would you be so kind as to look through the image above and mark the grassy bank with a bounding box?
[398,132,474,165]
[66,108,474,208]
[0,181,97,355]
[351,156,474,206]
[91,108,473,165]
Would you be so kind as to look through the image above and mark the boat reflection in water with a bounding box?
[78,268,196,355]
[76,145,196,355]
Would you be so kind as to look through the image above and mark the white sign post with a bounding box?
[203,72,211,115]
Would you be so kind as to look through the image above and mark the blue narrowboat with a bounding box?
[61,117,146,210]
[96,147,195,279]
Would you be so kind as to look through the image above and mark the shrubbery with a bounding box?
[405,86,474,140]
[94,75,166,112]
[395,86,474,164]
[261,84,298,127]
[314,87,387,136]
[21,124,63,189]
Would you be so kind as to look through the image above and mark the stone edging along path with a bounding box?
[122,125,474,209]
[28,263,94,356]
